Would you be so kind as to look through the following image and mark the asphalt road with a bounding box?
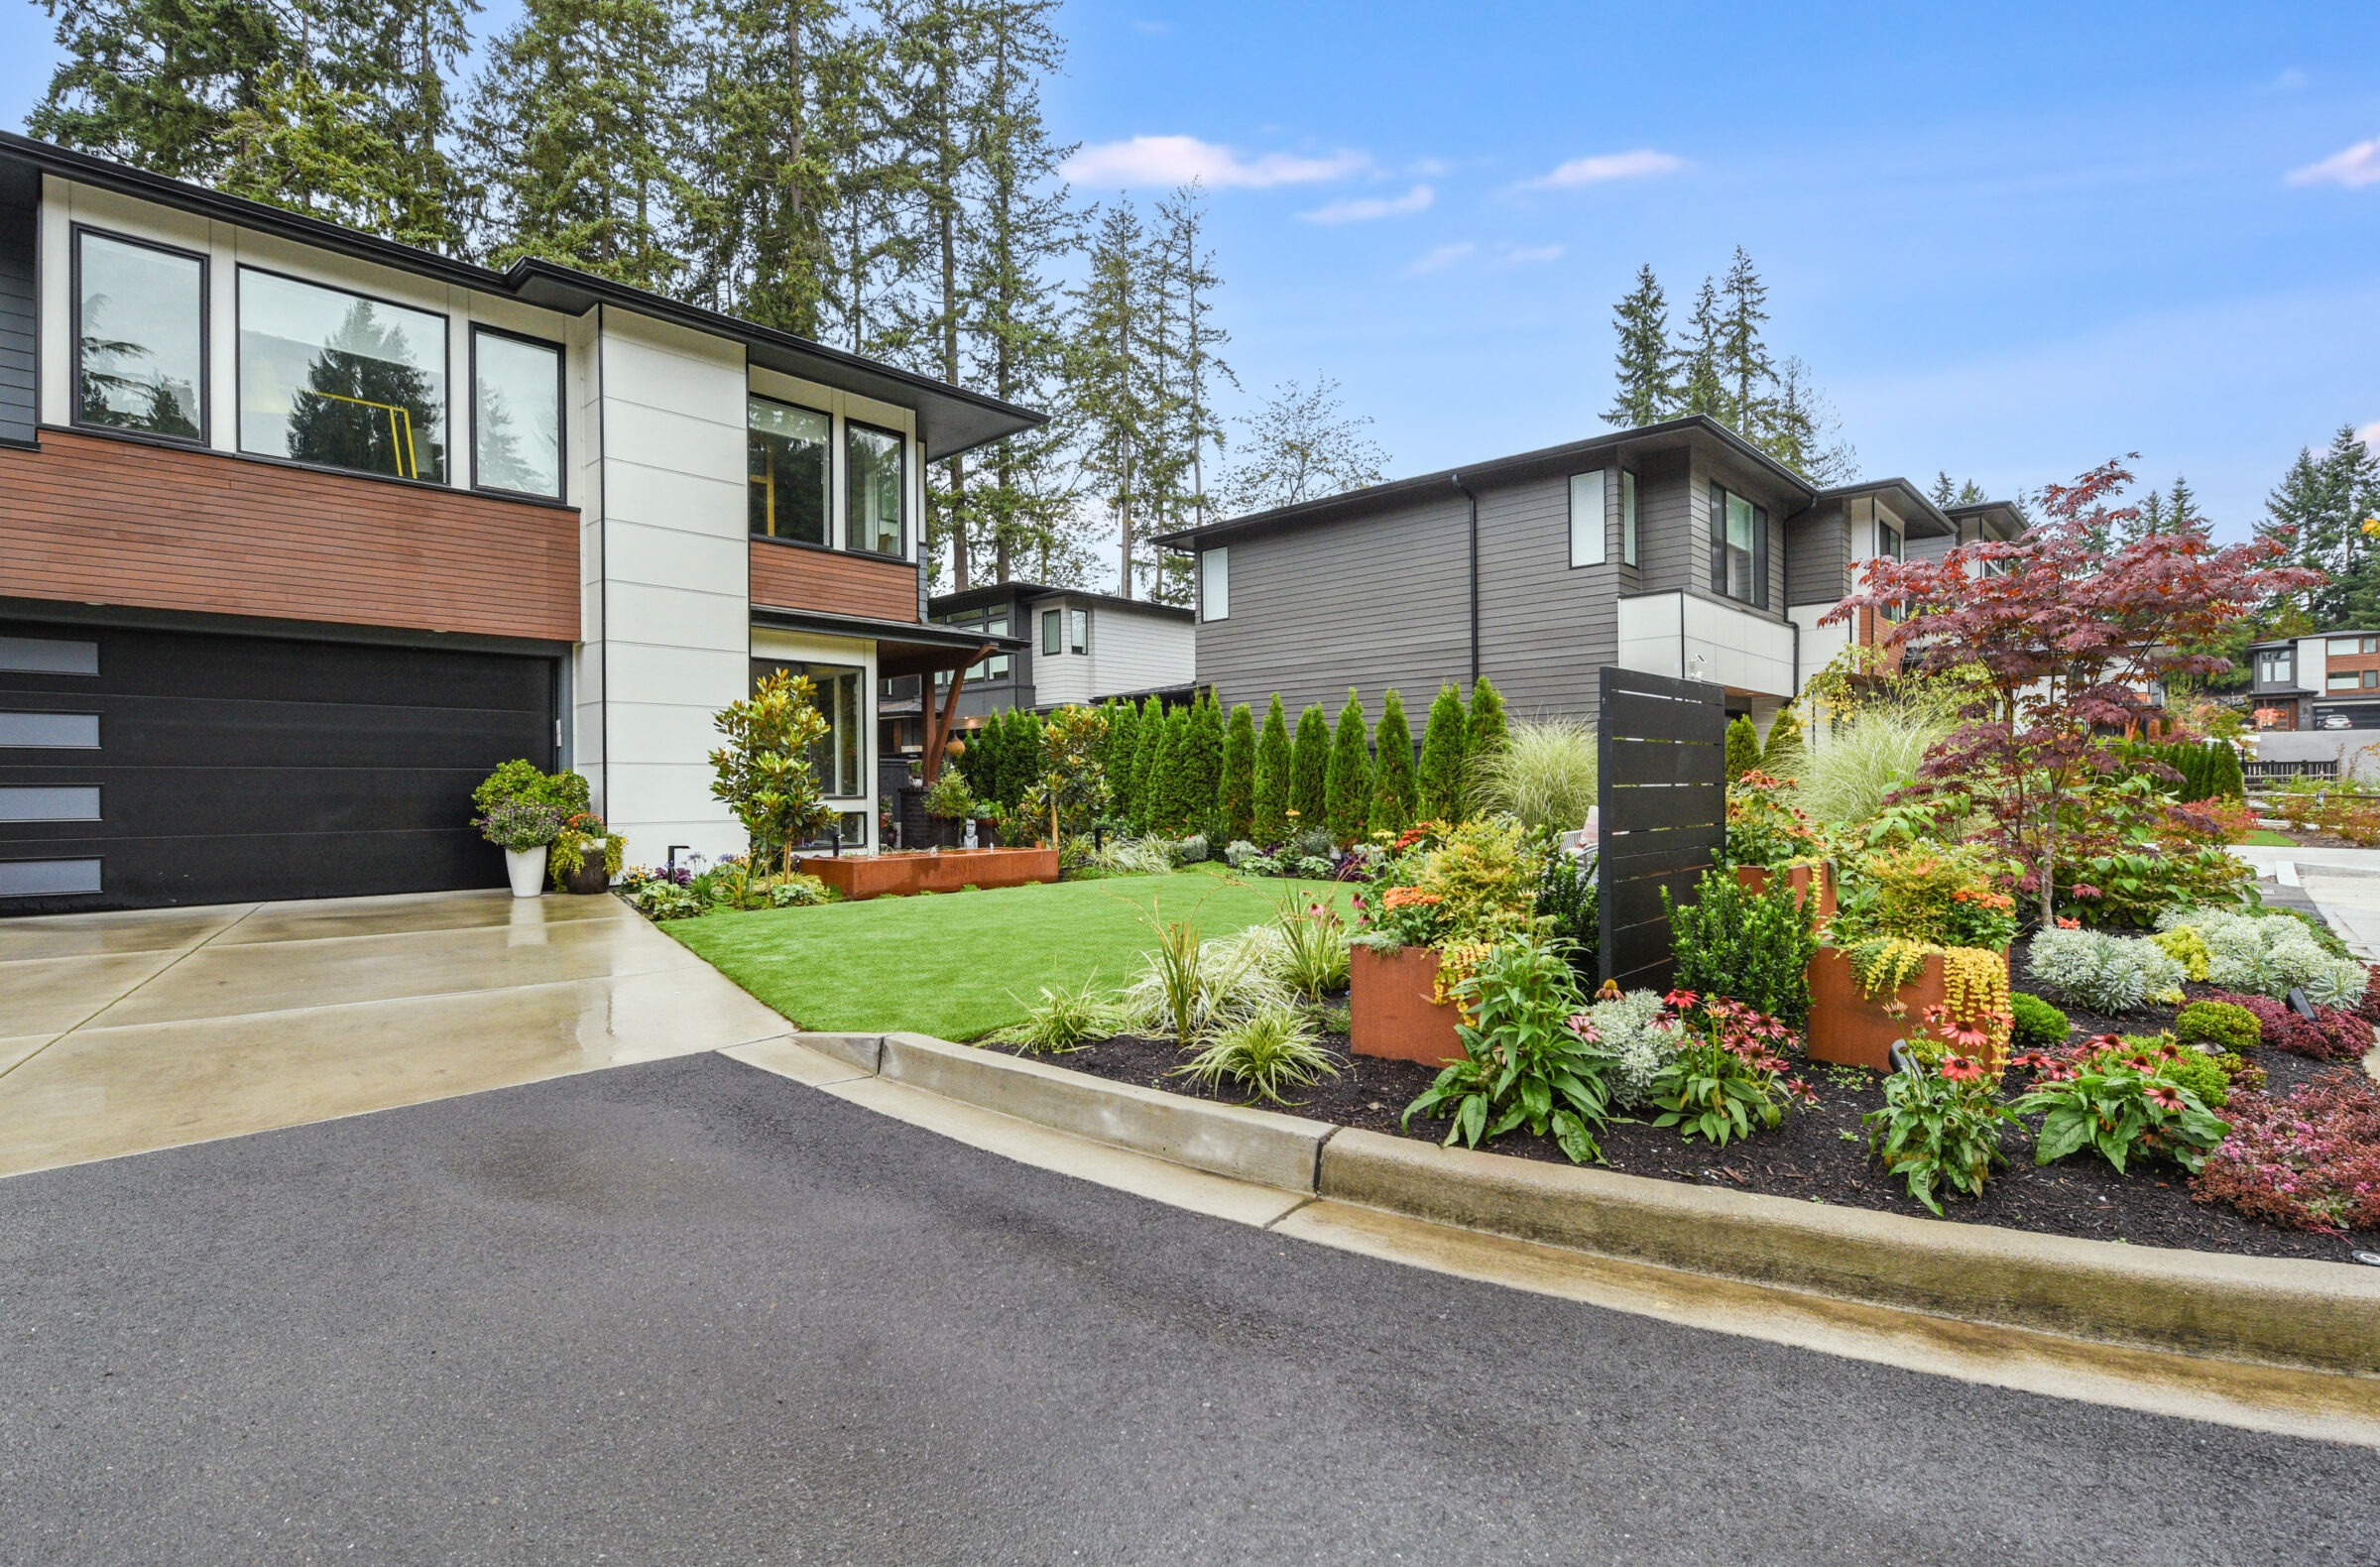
[0,1052,2369,1565]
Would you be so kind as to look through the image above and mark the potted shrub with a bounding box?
[1350,815,1541,1066]
[921,765,977,848]
[548,811,625,895]
[1813,845,2018,1071]
[481,799,563,898]
[1726,769,1833,916]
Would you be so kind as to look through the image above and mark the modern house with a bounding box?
[2240,632,2380,733]
[878,582,1195,757]
[0,132,1037,912]
[1152,417,2023,729]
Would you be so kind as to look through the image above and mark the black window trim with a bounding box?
[69,222,211,448]
[234,259,454,485]
[468,322,568,502]
[1567,467,1606,571]
[843,415,909,560]
[746,390,834,545]
[1620,468,1639,569]
[1041,607,1062,656]
[1708,481,1770,611]
[751,655,870,803]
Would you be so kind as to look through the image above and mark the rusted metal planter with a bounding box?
[795,847,1058,901]
[1733,860,1836,919]
[1806,945,2010,1071]
[1349,943,1465,1067]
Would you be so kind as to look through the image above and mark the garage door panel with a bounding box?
[3,829,500,908]
[0,622,556,912]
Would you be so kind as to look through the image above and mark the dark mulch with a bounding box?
[983,943,2380,1264]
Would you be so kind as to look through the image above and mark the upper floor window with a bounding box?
[1710,484,1768,609]
[1569,469,1606,567]
[1200,547,1230,621]
[2256,649,2295,686]
[1877,514,1904,562]
[2330,669,2380,692]
[471,328,562,499]
[2330,636,2380,657]
[1041,608,1062,656]
[239,267,447,482]
[984,612,1011,678]
[1069,608,1089,655]
[1621,471,1639,567]
[846,421,906,556]
[749,397,830,544]
[74,229,205,442]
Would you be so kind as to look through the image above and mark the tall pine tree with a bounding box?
[1604,263,1677,427]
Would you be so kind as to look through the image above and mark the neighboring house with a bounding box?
[1152,416,2022,729]
[0,132,1036,912]
[2241,633,2380,733]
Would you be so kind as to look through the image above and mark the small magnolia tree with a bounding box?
[708,668,832,874]
[1023,704,1111,843]
[1829,458,2320,923]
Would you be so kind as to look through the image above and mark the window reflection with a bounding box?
[240,268,447,482]
[76,232,203,440]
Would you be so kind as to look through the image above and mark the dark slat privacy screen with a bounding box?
[1597,665,1726,992]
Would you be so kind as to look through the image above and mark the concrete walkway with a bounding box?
[2229,845,2380,959]
[0,889,790,1177]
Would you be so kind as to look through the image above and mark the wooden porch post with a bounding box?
[920,642,993,785]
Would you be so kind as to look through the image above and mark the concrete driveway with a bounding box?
[0,889,789,1177]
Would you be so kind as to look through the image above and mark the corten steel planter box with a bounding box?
[1733,861,1836,919]
[1806,944,2010,1071]
[1350,944,1464,1067]
[796,847,1059,901]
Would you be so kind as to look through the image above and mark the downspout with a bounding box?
[1452,474,1481,685]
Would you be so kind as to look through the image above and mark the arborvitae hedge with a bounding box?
[1760,706,1803,779]
[1467,676,1507,765]
[1417,683,1469,823]
[1104,698,1141,821]
[1289,703,1330,834]
[1220,701,1257,843]
[1182,692,1226,838]
[1130,694,1167,830]
[1252,694,1292,845]
[2121,739,2247,803]
[1725,714,1760,781]
[1325,689,1372,844]
[1145,706,1189,833]
[1370,688,1417,834]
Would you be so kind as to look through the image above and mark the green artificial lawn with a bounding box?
[665,864,1357,1040]
[2241,829,2297,847]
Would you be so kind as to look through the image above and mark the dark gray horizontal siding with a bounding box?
[0,191,35,444]
[1682,445,1794,622]
[1477,471,1617,721]
[1194,494,1470,722]
[1786,502,1848,606]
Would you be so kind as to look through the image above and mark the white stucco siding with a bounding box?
[1615,591,1796,699]
[1087,606,1194,700]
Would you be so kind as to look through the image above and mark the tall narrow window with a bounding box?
[1042,608,1062,655]
[239,268,447,481]
[1621,471,1639,566]
[984,612,1011,678]
[1200,547,1230,621]
[1877,513,1904,562]
[75,230,205,441]
[1711,484,1768,607]
[748,397,830,543]
[845,421,906,556]
[1069,608,1089,655]
[472,328,562,498]
[1569,469,1606,567]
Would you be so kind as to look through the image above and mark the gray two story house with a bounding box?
[1153,416,2021,729]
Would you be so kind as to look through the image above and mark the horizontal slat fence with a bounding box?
[1597,666,1726,993]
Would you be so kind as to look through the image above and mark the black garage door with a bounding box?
[0,619,558,913]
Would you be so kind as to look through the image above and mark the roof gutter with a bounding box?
[1452,473,1482,686]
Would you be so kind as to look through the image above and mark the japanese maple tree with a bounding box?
[1826,458,2320,924]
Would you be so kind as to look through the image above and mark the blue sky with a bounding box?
[8,1,2377,538]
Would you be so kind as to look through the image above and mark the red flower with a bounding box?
[2056,916,2081,929]
[1663,988,1700,1012]
[2146,1083,2186,1112]
[1940,1054,1987,1083]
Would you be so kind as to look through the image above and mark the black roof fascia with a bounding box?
[930,581,1195,621]
[1813,478,1957,539]
[1,132,1044,462]
[1147,415,1818,550]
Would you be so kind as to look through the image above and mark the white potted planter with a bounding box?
[505,844,548,899]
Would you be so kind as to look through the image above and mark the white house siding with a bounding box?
[1616,591,1796,700]
[1085,604,1193,700]
[592,310,751,864]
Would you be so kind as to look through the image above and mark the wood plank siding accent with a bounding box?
[0,429,578,641]
[749,539,919,623]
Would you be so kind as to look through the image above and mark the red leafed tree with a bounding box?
[1825,458,2320,924]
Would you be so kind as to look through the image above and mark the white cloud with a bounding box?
[2268,67,2309,91]
[1131,18,1170,34]
[1300,183,1434,224]
[2287,138,2380,188]
[2360,421,2380,451]
[1405,242,1477,277]
[1528,149,1685,188]
[1063,135,1365,189]
[1501,243,1565,267]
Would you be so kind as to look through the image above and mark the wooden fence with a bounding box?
[1596,666,1727,993]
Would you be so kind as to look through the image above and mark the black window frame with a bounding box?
[1568,468,1606,569]
[751,657,869,804]
[234,261,453,486]
[1620,469,1639,568]
[467,323,568,501]
[1709,482,1769,610]
[69,223,211,448]
[746,392,835,545]
[843,417,909,559]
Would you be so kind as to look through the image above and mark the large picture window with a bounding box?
[846,421,906,556]
[753,659,864,798]
[74,229,205,441]
[239,268,447,482]
[749,397,830,543]
[1710,483,1768,608]
[472,328,562,499]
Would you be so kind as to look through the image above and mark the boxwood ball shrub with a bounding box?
[2174,999,2260,1053]
[1664,867,1821,1031]
[2008,992,2070,1048]
[2022,927,2187,1017]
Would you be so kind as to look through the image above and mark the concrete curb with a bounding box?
[874,1032,1334,1194]
[784,1030,2380,1375]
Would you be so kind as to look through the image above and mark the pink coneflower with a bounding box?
[1940,1055,1987,1083]
[1663,988,1700,1012]
[2146,1084,2186,1111]
[1565,1014,1602,1043]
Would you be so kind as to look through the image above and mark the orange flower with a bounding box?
[1381,887,1443,909]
